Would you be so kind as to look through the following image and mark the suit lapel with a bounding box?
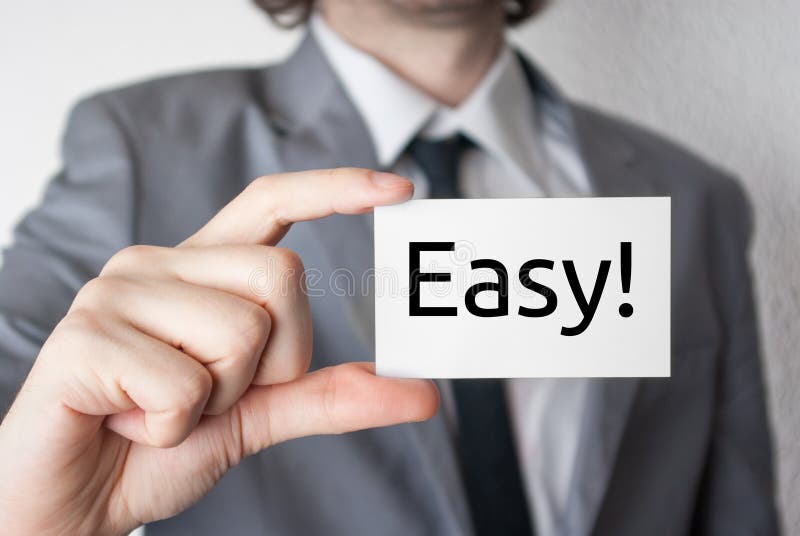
[516,53,652,535]
[565,104,667,536]
[251,33,474,534]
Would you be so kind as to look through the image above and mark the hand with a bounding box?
[0,168,439,536]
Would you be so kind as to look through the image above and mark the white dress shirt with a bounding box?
[313,14,591,536]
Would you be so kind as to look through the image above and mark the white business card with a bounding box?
[374,197,670,378]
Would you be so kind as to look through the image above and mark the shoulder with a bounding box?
[67,66,275,137]
[570,102,753,240]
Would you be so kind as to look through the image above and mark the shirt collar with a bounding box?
[311,14,436,167]
[311,13,542,180]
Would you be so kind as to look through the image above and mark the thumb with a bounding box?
[235,363,440,457]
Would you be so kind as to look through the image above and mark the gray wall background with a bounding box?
[513,1,799,531]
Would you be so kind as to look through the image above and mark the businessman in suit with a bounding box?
[0,1,779,534]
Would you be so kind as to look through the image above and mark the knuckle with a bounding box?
[177,365,213,408]
[322,364,363,434]
[333,362,364,386]
[240,303,272,346]
[321,370,338,431]
[44,308,114,369]
[102,245,159,275]
[56,308,109,344]
[322,367,344,434]
[261,353,308,385]
[249,175,274,196]
[248,176,285,225]
[271,247,304,275]
[60,307,101,333]
[74,276,125,307]
[286,338,313,381]
[226,304,271,363]
[286,355,310,382]
[251,174,270,187]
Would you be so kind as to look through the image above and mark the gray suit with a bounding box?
[0,34,779,535]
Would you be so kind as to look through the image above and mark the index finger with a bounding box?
[181,168,413,248]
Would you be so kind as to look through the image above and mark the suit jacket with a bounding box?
[0,33,779,535]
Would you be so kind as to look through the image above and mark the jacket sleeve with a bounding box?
[692,177,781,534]
[0,94,136,414]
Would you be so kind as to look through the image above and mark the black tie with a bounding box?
[406,134,535,536]
[406,134,471,198]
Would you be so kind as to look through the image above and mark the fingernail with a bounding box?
[372,171,411,189]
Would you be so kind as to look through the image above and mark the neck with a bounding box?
[319,2,505,107]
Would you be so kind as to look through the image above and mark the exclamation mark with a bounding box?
[619,242,633,318]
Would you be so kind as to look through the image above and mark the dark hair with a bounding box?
[252,0,546,28]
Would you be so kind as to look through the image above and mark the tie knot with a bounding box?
[407,133,473,199]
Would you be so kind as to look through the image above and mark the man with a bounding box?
[0,1,779,534]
